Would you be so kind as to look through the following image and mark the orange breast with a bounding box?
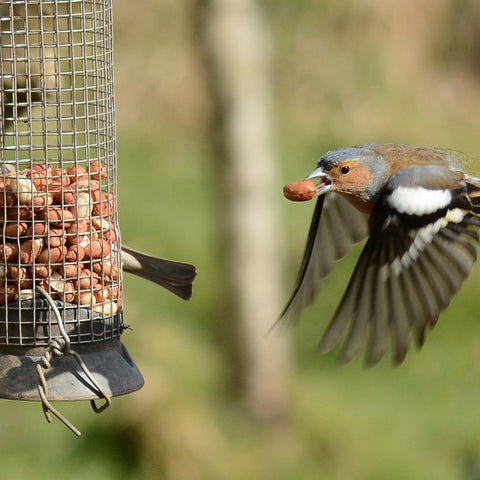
[340,193,374,215]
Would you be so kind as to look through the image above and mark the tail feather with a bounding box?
[121,245,197,300]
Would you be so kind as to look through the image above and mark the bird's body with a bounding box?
[282,143,480,365]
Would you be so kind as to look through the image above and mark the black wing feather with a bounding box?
[279,194,368,323]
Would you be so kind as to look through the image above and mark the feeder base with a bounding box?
[0,339,144,401]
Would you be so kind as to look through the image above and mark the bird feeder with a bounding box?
[0,0,143,435]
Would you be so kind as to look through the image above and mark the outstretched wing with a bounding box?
[319,165,480,366]
[279,193,368,323]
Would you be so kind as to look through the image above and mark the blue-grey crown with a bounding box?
[319,146,379,171]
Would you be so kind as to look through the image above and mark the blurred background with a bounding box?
[2,0,480,478]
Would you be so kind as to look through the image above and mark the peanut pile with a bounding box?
[0,162,121,316]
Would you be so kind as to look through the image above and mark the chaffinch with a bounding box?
[281,143,480,365]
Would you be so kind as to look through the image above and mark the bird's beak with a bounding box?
[305,167,333,196]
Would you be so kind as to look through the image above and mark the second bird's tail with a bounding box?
[121,245,197,300]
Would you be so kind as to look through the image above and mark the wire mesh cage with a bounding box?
[0,0,143,433]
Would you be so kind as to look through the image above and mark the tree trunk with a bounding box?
[194,0,292,425]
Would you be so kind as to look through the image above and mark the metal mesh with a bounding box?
[0,0,122,346]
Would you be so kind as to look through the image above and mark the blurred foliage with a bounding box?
[2,0,480,479]
[438,0,480,75]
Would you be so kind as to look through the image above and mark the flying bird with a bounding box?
[281,143,480,365]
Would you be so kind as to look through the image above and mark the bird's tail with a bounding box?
[121,245,197,300]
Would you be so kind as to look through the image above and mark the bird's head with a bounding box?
[306,146,389,214]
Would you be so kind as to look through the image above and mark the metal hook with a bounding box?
[35,286,113,436]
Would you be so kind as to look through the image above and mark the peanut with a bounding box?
[7,206,32,221]
[77,291,96,306]
[91,190,112,217]
[90,161,107,180]
[37,245,67,264]
[66,165,88,183]
[84,240,102,259]
[65,244,85,262]
[283,180,317,202]
[47,227,65,247]
[59,264,78,278]
[25,222,48,237]
[0,283,17,303]
[59,281,75,302]
[51,168,69,185]
[32,192,54,209]
[70,192,92,220]
[66,221,89,244]
[4,221,28,237]
[28,171,48,191]
[74,269,96,290]
[7,266,32,288]
[0,191,17,207]
[93,301,118,316]
[0,242,19,261]
[28,264,51,279]
[10,176,36,205]
[40,207,75,224]
[19,239,44,264]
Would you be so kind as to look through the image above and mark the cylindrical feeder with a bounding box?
[0,0,143,433]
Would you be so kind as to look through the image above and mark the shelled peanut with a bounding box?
[0,161,121,314]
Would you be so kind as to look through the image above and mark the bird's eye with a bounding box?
[340,165,350,175]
